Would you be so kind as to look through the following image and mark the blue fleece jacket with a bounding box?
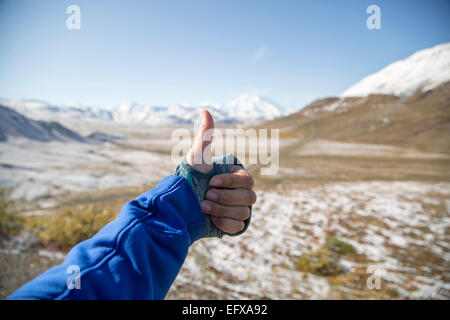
[8,176,204,300]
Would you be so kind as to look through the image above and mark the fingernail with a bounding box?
[207,191,218,200]
[210,177,222,186]
[202,202,212,212]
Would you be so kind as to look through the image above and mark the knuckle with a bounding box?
[210,216,223,228]
[201,200,210,213]
[208,188,223,202]
[215,189,226,203]
[204,200,215,214]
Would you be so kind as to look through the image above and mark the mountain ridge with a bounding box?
[342,42,450,98]
[0,94,285,127]
[263,81,450,154]
[0,105,86,143]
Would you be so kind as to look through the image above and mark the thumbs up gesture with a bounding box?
[186,110,256,234]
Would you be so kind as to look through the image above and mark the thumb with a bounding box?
[186,109,214,172]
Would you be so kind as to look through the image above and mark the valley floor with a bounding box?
[1,130,449,299]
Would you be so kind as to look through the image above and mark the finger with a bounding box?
[201,200,250,220]
[186,109,214,172]
[209,167,254,189]
[210,216,245,234]
[205,188,257,206]
[195,109,214,153]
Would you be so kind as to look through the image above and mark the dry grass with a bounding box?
[24,206,118,250]
[262,82,450,154]
[296,237,357,276]
[0,188,23,236]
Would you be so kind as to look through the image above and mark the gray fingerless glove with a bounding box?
[175,154,252,238]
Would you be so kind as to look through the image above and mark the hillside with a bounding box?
[0,105,85,143]
[342,42,450,97]
[264,82,450,154]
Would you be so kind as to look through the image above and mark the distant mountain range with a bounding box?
[1,42,449,142]
[0,94,286,127]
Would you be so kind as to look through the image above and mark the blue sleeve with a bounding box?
[8,176,205,300]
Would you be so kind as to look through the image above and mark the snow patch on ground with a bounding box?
[0,138,174,201]
[169,181,450,299]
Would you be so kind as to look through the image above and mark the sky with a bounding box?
[0,0,449,111]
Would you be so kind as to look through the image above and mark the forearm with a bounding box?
[8,176,204,300]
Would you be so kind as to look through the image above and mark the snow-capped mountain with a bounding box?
[225,94,285,122]
[342,42,450,97]
[0,94,285,126]
[103,102,232,125]
[0,105,85,142]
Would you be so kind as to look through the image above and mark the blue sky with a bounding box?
[0,0,449,111]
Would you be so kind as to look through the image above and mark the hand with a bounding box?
[201,165,256,234]
[186,110,257,234]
